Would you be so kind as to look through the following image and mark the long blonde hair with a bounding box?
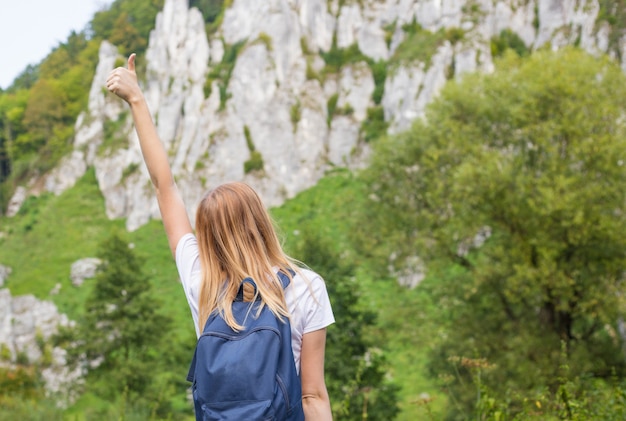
[195,182,297,331]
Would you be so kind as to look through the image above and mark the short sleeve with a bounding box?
[175,233,201,335]
[302,272,335,334]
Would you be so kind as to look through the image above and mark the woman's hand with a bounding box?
[106,54,142,105]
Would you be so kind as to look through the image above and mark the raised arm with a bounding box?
[300,328,333,420]
[106,54,192,256]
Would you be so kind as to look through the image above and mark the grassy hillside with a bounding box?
[0,167,443,420]
[0,169,196,419]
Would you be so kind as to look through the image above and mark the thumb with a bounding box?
[127,53,136,72]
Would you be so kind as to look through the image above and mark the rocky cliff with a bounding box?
[0,287,82,401]
[9,0,624,231]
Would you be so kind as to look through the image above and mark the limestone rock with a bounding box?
[0,289,80,402]
[6,186,27,217]
[43,41,121,197]
[70,258,102,287]
[0,264,11,288]
[383,42,455,134]
[0,289,82,405]
[388,255,425,289]
[7,0,625,230]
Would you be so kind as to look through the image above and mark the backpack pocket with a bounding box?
[200,399,275,421]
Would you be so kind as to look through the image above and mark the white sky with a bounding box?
[0,0,114,89]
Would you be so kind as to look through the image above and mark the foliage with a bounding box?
[57,233,175,413]
[363,47,626,417]
[19,79,70,155]
[290,100,301,132]
[0,364,65,419]
[0,366,40,398]
[190,0,225,24]
[5,64,39,92]
[204,40,246,108]
[426,352,626,420]
[491,29,530,58]
[244,150,264,174]
[0,32,99,185]
[289,229,401,420]
[390,21,448,69]
[243,124,253,150]
[360,106,388,143]
[320,38,367,75]
[326,93,339,127]
[1,333,70,415]
[596,0,626,60]
[243,126,264,174]
[370,60,387,105]
[90,0,165,57]
[190,0,231,35]
[326,93,354,128]
[254,32,274,51]
[0,88,28,186]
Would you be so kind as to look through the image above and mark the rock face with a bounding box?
[70,258,101,287]
[0,264,11,287]
[7,0,625,230]
[0,289,81,400]
[6,186,27,218]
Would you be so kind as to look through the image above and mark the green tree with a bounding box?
[190,0,225,23]
[19,79,68,154]
[363,48,626,417]
[290,229,400,420]
[0,0,163,194]
[90,0,165,56]
[0,89,28,184]
[0,32,100,185]
[0,365,64,419]
[6,64,39,92]
[62,233,174,412]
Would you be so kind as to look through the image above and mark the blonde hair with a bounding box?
[195,182,298,331]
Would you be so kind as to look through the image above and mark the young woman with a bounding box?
[106,54,334,420]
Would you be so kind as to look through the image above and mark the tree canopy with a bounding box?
[363,47,626,416]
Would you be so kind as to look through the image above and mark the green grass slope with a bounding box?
[0,167,446,419]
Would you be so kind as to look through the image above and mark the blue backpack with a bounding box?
[187,271,305,421]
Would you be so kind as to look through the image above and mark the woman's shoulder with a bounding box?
[289,267,329,296]
[176,232,198,254]
[293,267,323,283]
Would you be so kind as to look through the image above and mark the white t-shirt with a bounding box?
[175,233,335,372]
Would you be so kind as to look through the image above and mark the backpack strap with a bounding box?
[235,277,258,302]
[277,269,293,289]
[234,270,293,301]
[187,348,198,382]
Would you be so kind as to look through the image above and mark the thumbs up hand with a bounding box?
[106,53,142,104]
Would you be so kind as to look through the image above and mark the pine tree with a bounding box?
[65,233,173,409]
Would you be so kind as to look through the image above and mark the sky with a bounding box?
[0,0,113,89]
